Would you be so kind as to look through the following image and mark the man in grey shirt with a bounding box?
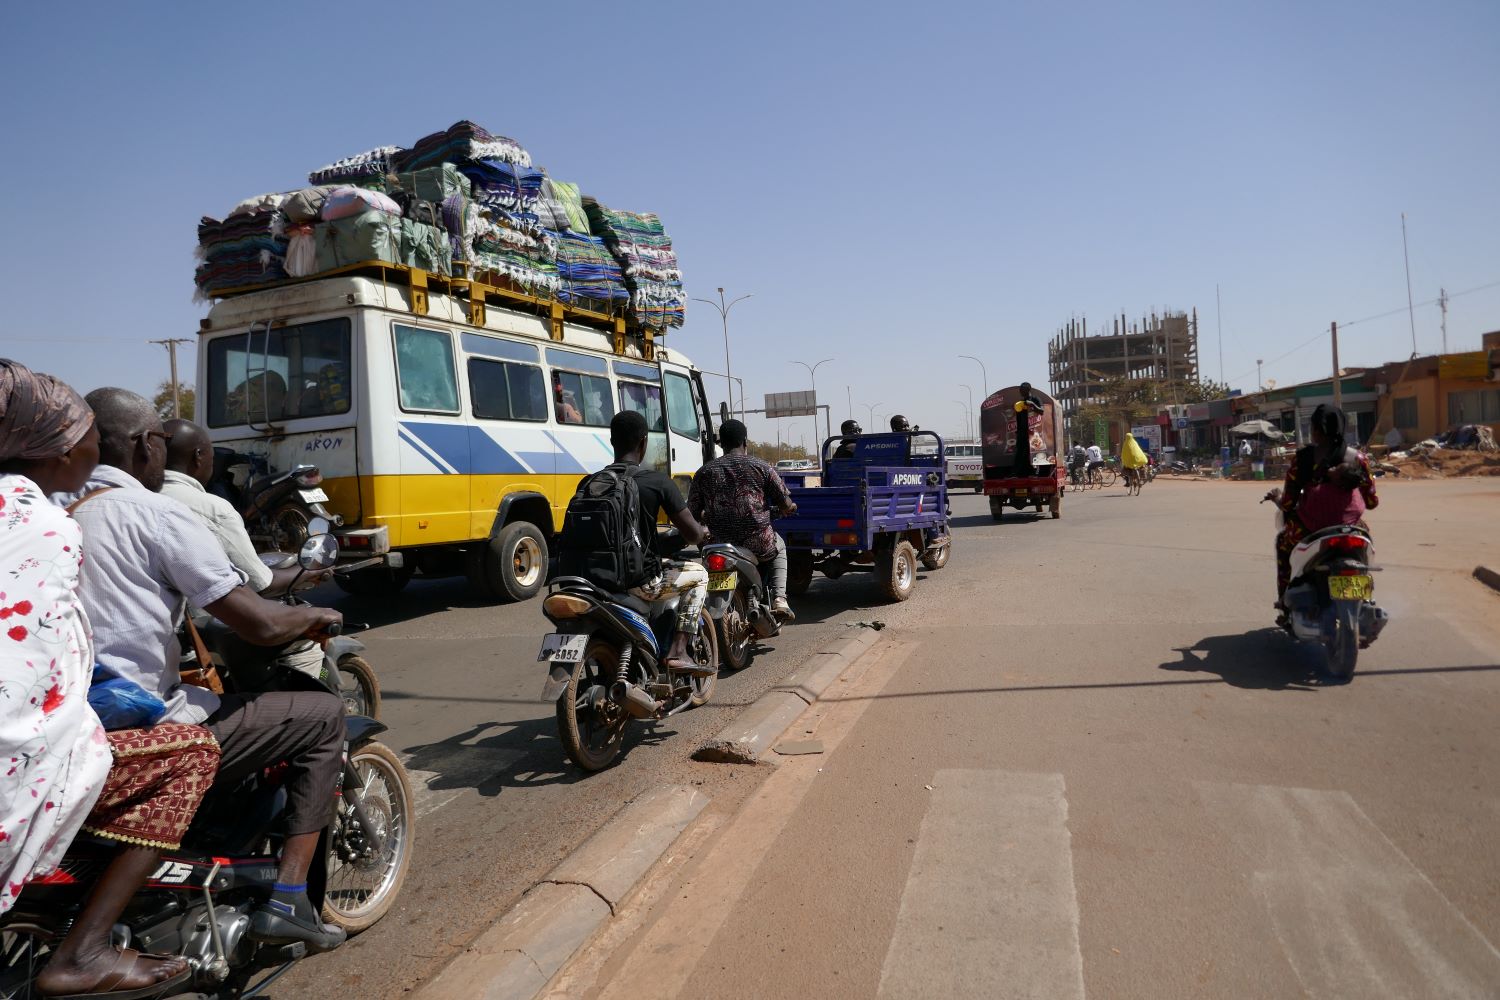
[64,389,349,953]
[161,420,328,678]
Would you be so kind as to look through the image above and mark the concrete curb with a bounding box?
[415,784,708,1000]
[1475,566,1500,593]
[694,629,882,764]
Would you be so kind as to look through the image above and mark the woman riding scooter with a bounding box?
[1265,404,1379,622]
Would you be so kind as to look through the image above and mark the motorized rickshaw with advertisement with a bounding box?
[980,385,1066,520]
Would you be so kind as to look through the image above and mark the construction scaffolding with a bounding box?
[1047,309,1200,426]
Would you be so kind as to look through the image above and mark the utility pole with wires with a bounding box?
[1331,322,1342,412]
[1215,284,1225,385]
[1401,213,1418,358]
[148,338,192,418]
[1439,287,1449,354]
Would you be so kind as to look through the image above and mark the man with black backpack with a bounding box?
[558,410,714,675]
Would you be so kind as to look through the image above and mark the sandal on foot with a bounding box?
[664,656,716,677]
[39,949,190,1000]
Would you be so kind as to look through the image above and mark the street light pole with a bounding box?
[791,357,834,444]
[959,384,975,441]
[959,355,989,401]
[1256,358,1264,391]
[863,401,883,429]
[691,287,752,421]
[953,400,972,441]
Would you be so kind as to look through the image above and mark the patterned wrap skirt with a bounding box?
[81,724,221,850]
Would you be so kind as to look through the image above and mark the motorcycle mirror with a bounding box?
[298,533,339,571]
[306,516,331,537]
[718,401,730,424]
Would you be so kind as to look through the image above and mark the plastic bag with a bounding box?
[88,665,167,730]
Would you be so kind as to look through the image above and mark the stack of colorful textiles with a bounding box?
[583,200,685,328]
[308,146,403,188]
[459,159,543,214]
[553,231,628,309]
[471,212,560,294]
[194,208,287,297]
[396,121,531,171]
[534,177,590,233]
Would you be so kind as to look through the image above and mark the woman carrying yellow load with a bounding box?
[1121,433,1149,495]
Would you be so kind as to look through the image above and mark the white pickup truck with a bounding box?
[945,443,983,492]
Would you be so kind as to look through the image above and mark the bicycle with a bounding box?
[1088,462,1116,488]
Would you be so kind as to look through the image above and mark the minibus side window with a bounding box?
[618,380,665,432]
[469,358,547,422]
[663,372,700,439]
[394,325,459,414]
[552,371,615,426]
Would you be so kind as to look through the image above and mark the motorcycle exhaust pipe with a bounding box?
[610,681,660,719]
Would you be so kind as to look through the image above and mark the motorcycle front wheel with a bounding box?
[558,638,628,772]
[337,654,382,720]
[687,609,719,707]
[323,740,414,933]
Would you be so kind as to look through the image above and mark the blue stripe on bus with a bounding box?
[545,431,590,474]
[398,426,456,474]
[399,422,471,474]
[467,427,529,475]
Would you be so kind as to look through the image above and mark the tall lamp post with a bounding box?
[791,357,834,444]
[953,400,973,441]
[863,401,883,429]
[691,287,752,420]
[958,355,989,402]
[959,384,975,441]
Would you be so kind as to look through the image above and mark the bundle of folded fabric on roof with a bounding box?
[194,195,289,297]
[470,211,559,294]
[308,145,404,188]
[533,177,589,233]
[583,200,685,328]
[553,231,628,310]
[395,120,531,171]
[459,159,543,214]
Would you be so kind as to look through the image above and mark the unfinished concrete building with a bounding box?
[1047,309,1200,425]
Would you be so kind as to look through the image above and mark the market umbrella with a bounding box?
[1230,419,1285,441]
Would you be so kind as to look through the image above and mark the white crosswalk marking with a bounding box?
[1197,782,1500,999]
[878,770,1087,1000]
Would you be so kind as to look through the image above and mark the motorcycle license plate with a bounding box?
[708,571,738,591]
[1329,575,1373,600]
[299,487,329,503]
[537,633,589,663]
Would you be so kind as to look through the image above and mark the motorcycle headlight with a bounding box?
[544,593,592,619]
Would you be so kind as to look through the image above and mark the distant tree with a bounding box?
[748,441,813,464]
[1072,373,1230,437]
[153,380,196,421]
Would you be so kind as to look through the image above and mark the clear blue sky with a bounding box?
[3,0,1497,445]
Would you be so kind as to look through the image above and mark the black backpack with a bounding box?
[556,464,650,591]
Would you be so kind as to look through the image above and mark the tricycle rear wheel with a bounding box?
[989,497,1005,522]
[1050,495,1062,519]
[787,550,814,596]
[878,541,918,602]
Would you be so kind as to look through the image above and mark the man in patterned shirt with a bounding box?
[689,420,799,620]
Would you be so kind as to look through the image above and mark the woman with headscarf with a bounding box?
[1265,404,1379,613]
[1,359,220,999]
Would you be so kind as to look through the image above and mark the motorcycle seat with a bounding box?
[610,593,653,616]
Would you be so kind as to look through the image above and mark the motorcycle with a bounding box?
[254,543,384,720]
[1264,497,1390,680]
[538,576,718,772]
[0,531,414,999]
[209,449,342,554]
[702,542,783,672]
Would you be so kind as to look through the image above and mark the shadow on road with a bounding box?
[397,716,678,796]
[1160,629,1323,690]
[320,576,490,630]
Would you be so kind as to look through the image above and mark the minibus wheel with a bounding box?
[475,521,549,603]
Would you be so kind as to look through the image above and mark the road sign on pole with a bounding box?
[765,390,817,419]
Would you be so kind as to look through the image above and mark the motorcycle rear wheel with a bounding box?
[687,609,719,707]
[0,928,54,999]
[716,590,755,672]
[1326,602,1360,680]
[558,638,628,772]
[323,740,414,933]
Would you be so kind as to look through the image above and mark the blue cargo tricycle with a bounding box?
[775,431,951,602]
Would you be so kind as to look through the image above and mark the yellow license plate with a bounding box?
[1328,575,1373,600]
[1015,488,1028,495]
[708,571,738,591]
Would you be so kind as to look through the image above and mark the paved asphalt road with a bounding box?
[285,477,1500,999]
[548,477,1500,1000]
